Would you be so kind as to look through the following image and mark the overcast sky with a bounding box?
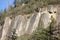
[0,0,14,11]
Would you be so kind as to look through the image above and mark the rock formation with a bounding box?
[1,17,12,40]
[0,5,59,40]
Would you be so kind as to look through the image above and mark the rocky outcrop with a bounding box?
[1,17,12,40]
[0,5,59,40]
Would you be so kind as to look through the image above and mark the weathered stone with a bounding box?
[25,12,41,34]
[1,17,12,40]
[15,15,27,36]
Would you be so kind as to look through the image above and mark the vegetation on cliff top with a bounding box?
[0,0,60,17]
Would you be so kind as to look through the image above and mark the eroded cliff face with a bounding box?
[1,17,12,40]
[0,5,59,40]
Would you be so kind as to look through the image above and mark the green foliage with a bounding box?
[28,26,51,40]
[58,34,60,40]
[19,34,31,40]
[7,0,60,18]
[0,11,6,25]
[13,0,49,15]
[47,0,60,5]
[14,0,60,7]
[0,7,14,25]
[57,23,60,40]
[11,0,60,16]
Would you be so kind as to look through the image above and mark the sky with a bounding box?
[0,0,14,11]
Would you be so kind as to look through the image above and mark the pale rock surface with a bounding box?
[15,15,27,36]
[25,12,41,34]
[40,12,51,28]
[1,17,12,40]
